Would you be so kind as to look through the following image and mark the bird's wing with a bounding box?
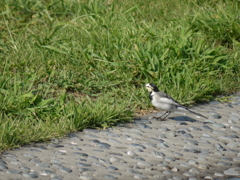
[157,91,184,106]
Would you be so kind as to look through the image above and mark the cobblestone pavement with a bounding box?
[1,92,240,180]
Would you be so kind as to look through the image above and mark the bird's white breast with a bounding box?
[151,92,177,111]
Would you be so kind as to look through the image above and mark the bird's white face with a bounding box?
[145,83,153,92]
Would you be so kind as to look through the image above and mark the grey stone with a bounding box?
[59,167,72,173]
[108,139,121,143]
[23,173,38,178]
[197,157,206,161]
[127,169,141,174]
[215,143,226,151]
[197,164,209,169]
[52,163,63,168]
[157,142,169,148]
[42,169,55,174]
[217,162,232,166]
[188,159,198,165]
[149,138,164,143]
[96,142,111,149]
[189,168,200,174]
[181,133,193,138]
[47,144,64,148]
[165,157,175,162]
[213,123,226,128]
[74,152,88,157]
[233,157,240,162]
[78,168,95,172]
[79,175,96,180]
[134,148,144,152]
[183,172,195,177]
[54,151,66,155]
[174,152,183,157]
[188,127,202,131]
[0,160,6,165]
[230,115,240,121]
[209,113,222,119]
[73,147,82,151]
[130,143,146,149]
[127,151,138,156]
[0,164,8,169]
[228,134,239,138]
[201,126,213,130]
[218,136,234,142]
[177,121,188,125]
[173,176,182,180]
[204,119,215,123]
[92,162,103,166]
[227,142,238,148]
[30,159,41,163]
[172,167,178,172]
[110,172,121,176]
[224,167,240,176]
[230,126,240,131]
[138,161,153,167]
[221,157,232,161]
[142,142,155,147]
[5,156,17,161]
[137,124,152,129]
[151,151,165,158]
[158,134,167,138]
[158,127,170,132]
[28,149,41,152]
[21,167,30,170]
[232,101,240,105]
[163,170,174,174]
[51,159,63,163]
[89,139,100,143]
[180,163,191,167]
[209,101,221,105]
[164,132,176,137]
[229,119,236,124]
[104,175,118,179]
[77,162,92,167]
[84,134,98,138]
[108,166,118,170]
[185,139,198,145]
[23,153,37,158]
[214,172,224,177]
[6,169,22,174]
[213,131,226,136]
[107,132,120,137]
[109,157,126,163]
[184,149,201,153]
[99,158,110,165]
[36,163,50,168]
[134,174,148,179]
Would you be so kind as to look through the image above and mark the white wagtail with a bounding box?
[145,83,207,120]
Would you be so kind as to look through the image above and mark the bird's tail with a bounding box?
[188,109,207,119]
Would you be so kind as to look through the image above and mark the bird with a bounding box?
[145,83,207,120]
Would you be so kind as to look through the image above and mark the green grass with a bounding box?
[0,0,240,151]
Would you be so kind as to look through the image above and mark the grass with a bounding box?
[0,0,239,151]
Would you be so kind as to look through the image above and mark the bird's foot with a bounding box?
[153,116,166,121]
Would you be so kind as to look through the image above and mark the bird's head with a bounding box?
[145,83,159,92]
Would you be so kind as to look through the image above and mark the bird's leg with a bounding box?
[154,111,171,121]
[158,111,171,121]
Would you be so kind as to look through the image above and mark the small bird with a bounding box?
[145,83,207,120]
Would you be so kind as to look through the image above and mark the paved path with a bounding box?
[1,92,240,180]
